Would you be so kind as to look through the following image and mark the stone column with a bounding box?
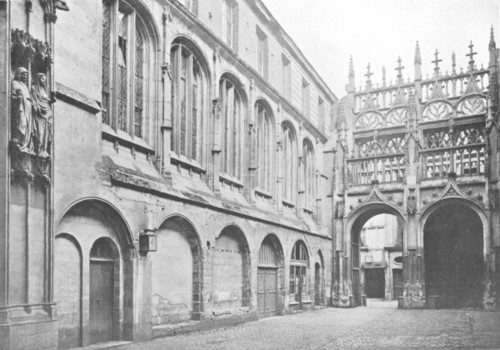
[160,10,172,179]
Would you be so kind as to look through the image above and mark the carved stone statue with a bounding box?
[31,73,53,158]
[11,67,34,154]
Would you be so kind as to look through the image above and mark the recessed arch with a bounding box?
[56,199,134,347]
[213,225,252,309]
[152,215,204,324]
[255,99,275,193]
[421,199,486,308]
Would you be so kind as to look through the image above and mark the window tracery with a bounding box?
[354,112,384,130]
[290,241,308,301]
[102,0,151,139]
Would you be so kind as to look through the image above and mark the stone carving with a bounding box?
[31,73,53,159]
[422,101,452,121]
[457,95,487,116]
[386,108,407,126]
[11,67,34,155]
[407,195,417,215]
[354,112,384,130]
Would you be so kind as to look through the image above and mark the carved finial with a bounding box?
[347,55,355,92]
[382,66,386,87]
[414,41,422,80]
[395,57,405,84]
[489,26,496,50]
[432,49,442,78]
[414,41,422,64]
[466,41,477,72]
[452,52,456,74]
[365,62,373,89]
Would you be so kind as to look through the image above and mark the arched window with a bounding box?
[220,76,245,179]
[303,139,315,210]
[102,0,153,139]
[256,101,273,192]
[290,241,309,302]
[170,38,207,163]
[282,122,297,204]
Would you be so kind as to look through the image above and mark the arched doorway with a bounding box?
[257,235,284,318]
[151,216,203,324]
[213,225,251,310]
[55,200,133,348]
[424,203,484,308]
[349,205,405,307]
[314,263,322,305]
[89,238,119,344]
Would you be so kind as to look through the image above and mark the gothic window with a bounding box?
[282,122,297,204]
[303,139,315,210]
[256,26,268,79]
[222,0,238,51]
[302,79,310,117]
[290,241,309,300]
[282,55,291,100]
[256,101,273,193]
[171,39,207,164]
[102,0,152,139]
[220,76,245,179]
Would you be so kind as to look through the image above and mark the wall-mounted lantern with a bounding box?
[139,229,157,253]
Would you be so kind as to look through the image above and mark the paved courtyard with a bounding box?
[117,300,500,350]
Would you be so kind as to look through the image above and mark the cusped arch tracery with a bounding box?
[386,107,407,126]
[422,101,453,121]
[354,112,384,130]
[457,95,487,116]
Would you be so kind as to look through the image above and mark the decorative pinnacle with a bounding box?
[365,63,373,88]
[395,57,405,83]
[382,66,386,86]
[349,55,354,78]
[466,41,477,71]
[414,41,421,64]
[452,52,456,75]
[432,49,442,77]
[490,26,496,50]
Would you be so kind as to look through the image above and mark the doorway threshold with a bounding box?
[70,341,132,350]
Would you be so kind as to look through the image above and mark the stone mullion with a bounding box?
[275,103,283,212]
[160,10,172,178]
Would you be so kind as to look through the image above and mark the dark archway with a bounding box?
[349,203,405,307]
[424,203,484,308]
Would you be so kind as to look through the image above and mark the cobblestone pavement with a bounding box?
[118,300,500,350]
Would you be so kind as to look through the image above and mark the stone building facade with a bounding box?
[0,0,336,349]
[331,35,500,311]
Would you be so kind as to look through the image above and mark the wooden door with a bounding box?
[392,269,403,300]
[89,260,114,344]
[365,268,385,298]
[257,267,277,318]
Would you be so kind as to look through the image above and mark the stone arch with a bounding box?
[220,71,248,104]
[171,35,211,79]
[419,197,489,258]
[347,202,406,307]
[213,224,252,309]
[257,233,285,317]
[56,199,134,347]
[419,198,487,308]
[152,215,204,324]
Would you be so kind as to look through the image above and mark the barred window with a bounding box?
[220,76,245,179]
[256,101,273,192]
[171,39,207,163]
[102,0,151,139]
[303,139,315,210]
[282,122,297,204]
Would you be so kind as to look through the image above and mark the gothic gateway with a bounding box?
[0,1,499,350]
